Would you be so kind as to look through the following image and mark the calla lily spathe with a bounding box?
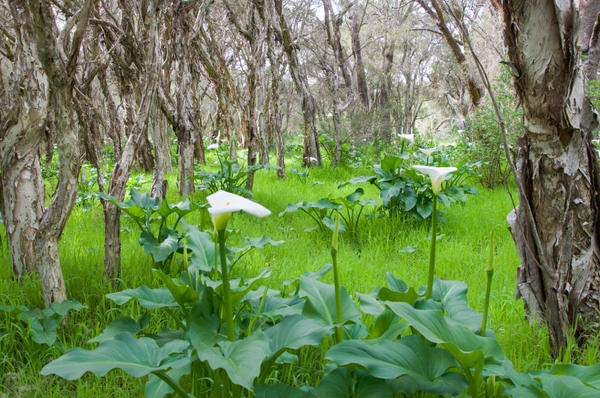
[413,165,457,195]
[420,147,436,157]
[207,190,271,230]
[397,134,415,143]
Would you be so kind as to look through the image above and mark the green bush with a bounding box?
[462,66,521,188]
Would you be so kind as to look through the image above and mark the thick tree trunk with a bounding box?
[498,0,600,353]
[34,237,67,304]
[1,148,44,276]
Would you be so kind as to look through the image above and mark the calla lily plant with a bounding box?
[206,190,271,340]
[413,165,457,298]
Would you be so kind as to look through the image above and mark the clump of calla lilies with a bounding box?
[206,190,271,341]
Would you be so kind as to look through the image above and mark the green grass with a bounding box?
[0,159,597,396]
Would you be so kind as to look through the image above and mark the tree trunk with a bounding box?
[417,0,482,108]
[497,0,600,353]
[151,115,171,199]
[1,149,44,276]
[350,7,369,109]
[176,126,196,196]
[194,129,206,164]
[136,134,155,172]
[34,237,67,304]
[270,0,321,167]
[103,204,122,280]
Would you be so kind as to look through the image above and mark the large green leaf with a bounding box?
[380,186,401,207]
[357,292,385,317]
[299,276,361,327]
[366,309,406,341]
[156,198,194,219]
[532,373,600,398]
[140,228,180,263]
[431,278,482,332]
[386,302,505,369]
[106,286,177,309]
[337,175,377,189]
[153,269,198,307]
[88,316,143,344]
[245,288,304,320]
[380,156,402,173]
[264,315,331,355]
[183,222,216,273]
[255,384,317,398]
[197,331,271,389]
[317,368,394,398]
[187,314,224,353]
[145,363,191,398]
[416,199,433,219]
[549,363,600,389]
[97,189,160,222]
[226,269,271,308]
[241,235,285,250]
[41,333,190,379]
[325,335,466,395]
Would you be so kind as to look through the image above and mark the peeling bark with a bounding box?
[497,0,600,353]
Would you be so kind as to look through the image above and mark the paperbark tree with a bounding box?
[0,0,94,304]
[94,0,161,279]
[416,0,482,108]
[261,0,322,167]
[494,0,600,352]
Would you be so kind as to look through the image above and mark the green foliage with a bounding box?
[195,151,276,197]
[0,301,85,346]
[40,255,600,397]
[97,189,199,272]
[340,151,477,220]
[279,188,376,235]
[3,158,599,396]
[462,65,522,188]
[318,132,365,168]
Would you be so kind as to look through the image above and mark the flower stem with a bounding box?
[213,234,218,280]
[481,231,494,336]
[331,215,343,343]
[426,195,437,299]
[331,249,343,343]
[218,230,235,341]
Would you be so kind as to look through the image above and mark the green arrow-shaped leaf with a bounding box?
[41,333,189,379]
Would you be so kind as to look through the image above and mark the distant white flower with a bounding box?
[207,143,219,150]
[413,165,457,195]
[207,190,271,231]
[420,147,437,157]
[326,112,333,118]
[397,134,415,143]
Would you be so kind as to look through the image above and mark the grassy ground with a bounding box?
[0,159,598,396]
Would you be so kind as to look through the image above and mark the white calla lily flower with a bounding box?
[207,190,271,230]
[397,134,415,143]
[206,143,219,150]
[413,165,457,195]
[420,147,436,157]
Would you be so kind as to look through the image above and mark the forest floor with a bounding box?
[0,160,598,397]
